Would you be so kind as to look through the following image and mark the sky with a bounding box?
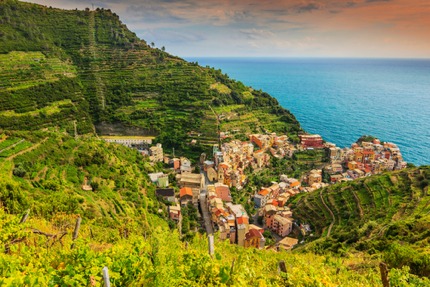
[26,0,430,58]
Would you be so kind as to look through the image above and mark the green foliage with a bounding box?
[0,0,301,158]
[0,180,29,213]
[0,132,428,285]
[385,243,430,277]
[292,167,430,278]
[2,206,417,287]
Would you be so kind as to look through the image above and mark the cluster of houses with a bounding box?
[205,183,266,249]
[254,178,299,238]
[151,156,204,224]
[297,134,407,184]
[323,138,407,183]
[243,176,305,251]
[206,133,295,190]
[109,132,408,253]
[249,134,297,159]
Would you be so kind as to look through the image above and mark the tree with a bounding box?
[13,165,27,178]
[161,46,165,52]
[150,42,155,48]
[90,181,99,191]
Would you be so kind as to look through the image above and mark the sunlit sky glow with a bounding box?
[26,0,430,58]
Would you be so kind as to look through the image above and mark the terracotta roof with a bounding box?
[215,185,232,202]
[258,189,269,196]
[290,181,300,187]
[245,229,262,240]
[179,187,193,198]
[219,163,229,169]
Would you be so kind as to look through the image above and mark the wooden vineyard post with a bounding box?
[20,209,30,224]
[278,260,289,285]
[279,260,287,274]
[379,262,390,287]
[102,266,111,287]
[230,259,235,276]
[208,234,214,256]
[71,216,82,249]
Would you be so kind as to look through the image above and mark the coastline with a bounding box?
[186,57,430,166]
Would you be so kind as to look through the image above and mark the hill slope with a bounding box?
[291,166,430,276]
[0,0,301,155]
[1,131,428,286]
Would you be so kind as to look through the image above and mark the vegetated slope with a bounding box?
[0,132,428,286]
[0,131,161,229]
[0,0,301,155]
[291,166,430,277]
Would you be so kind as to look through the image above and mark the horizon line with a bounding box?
[182,56,430,60]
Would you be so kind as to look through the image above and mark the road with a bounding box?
[199,190,214,235]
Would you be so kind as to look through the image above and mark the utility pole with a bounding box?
[74,120,78,140]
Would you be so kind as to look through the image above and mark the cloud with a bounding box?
[125,4,189,24]
[142,29,206,44]
[294,2,323,13]
[240,29,276,40]
[366,0,392,2]
[25,0,430,58]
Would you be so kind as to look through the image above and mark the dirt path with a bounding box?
[0,139,25,154]
[34,166,48,181]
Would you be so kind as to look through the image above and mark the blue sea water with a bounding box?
[186,57,430,166]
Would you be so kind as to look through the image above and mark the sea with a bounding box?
[186,57,430,166]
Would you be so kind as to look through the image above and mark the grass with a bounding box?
[242,91,254,100]
[209,82,231,94]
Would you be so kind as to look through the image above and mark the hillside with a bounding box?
[0,131,428,286]
[2,1,430,286]
[0,0,301,157]
[291,166,430,277]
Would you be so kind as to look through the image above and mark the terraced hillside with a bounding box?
[291,167,430,276]
[0,131,162,226]
[1,131,429,286]
[0,0,301,154]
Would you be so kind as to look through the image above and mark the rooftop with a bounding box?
[155,188,175,197]
[274,215,292,225]
[179,187,193,197]
[245,229,262,240]
[278,237,299,249]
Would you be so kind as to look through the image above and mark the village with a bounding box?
[101,132,407,251]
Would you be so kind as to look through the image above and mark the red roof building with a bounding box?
[299,134,323,149]
[215,184,232,202]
